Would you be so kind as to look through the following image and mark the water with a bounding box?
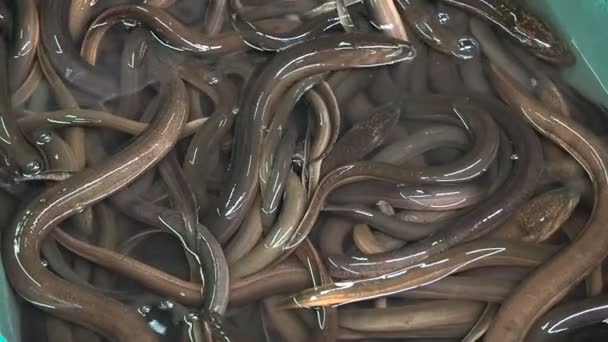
[2,0,607,341]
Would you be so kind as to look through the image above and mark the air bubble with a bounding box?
[437,12,450,24]
[530,78,539,88]
[510,153,520,160]
[185,312,200,321]
[205,72,221,85]
[376,201,395,216]
[35,131,52,145]
[23,160,42,175]
[159,300,174,310]
[138,305,152,316]
[455,38,479,60]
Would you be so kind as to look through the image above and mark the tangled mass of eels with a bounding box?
[0,0,607,341]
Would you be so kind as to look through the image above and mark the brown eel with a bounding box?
[2,78,187,342]
[203,33,415,243]
[483,63,608,341]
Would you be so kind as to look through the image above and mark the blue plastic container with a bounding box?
[529,0,608,108]
[1,1,607,341]
[0,259,19,342]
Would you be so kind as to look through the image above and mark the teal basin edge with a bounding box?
[530,0,608,108]
[0,256,19,342]
[1,1,607,341]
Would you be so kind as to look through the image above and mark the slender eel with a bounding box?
[395,273,520,302]
[260,74,325,195]
[320,104,400,176]
[230,171,306,279]
[230,260,312,306]
[11,61,42,106]
[371,124,469,165]
[54,228,202,304]
[158,151,203,285]
[32,129,94,240]
[428,49,465,94]
[285,98,509,276]
[324,204,444,240]
[320,96,542,278]
[92,203,119,289]
[463,303,498,342]
[490,187,580,243]
[294,238,339,342]
[82,4,246,56]
[313,81,341,162]
[336,0,356,32]
[36,49,97,301]
[365,0,409,40]
[224,196,263,264]
[68,0,96,41]
[396,0,478,59]
[232,0,317,20]
[41,235,94,289]
[116,28,151,120]
[483,63,608,341]
[261,122,298,227]
[353,223,405,254]
[263,296,309,342]
[0,0,10,33]
[181,70,239,211]
[203,0,226,34]
[231,10,341,51]
[469,17,535,92]
[10,0,39,91]
[204,33,415,243]
[159,212,229,315]
[437,0,574,64]
[37,41,87,170]
[0,37,43,176]
[305,88,333,195]
[302,0,362,19]
[560,209,603,297]
[46,316,74,342]
[338,300,484,332]
[279,240,558,308]
[2,79,187,342]
[18,109,207,138]
[40,0,119,101]
[338,326,472,339]
[526,294,608,342]
[318,216,353,256]
[329,181,484,211]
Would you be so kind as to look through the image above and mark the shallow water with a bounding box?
[1,0,607,341]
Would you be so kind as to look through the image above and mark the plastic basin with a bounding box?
[1,1,607,341]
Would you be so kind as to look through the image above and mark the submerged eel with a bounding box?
[0,36,42,176]
[287,96,542,278]
[10,0,39,91]
[2,78,187,342]
[526,293,608,342]
[39,0,119,101]
[327,96,541,277]
[279,240,559,308]
[204,33,415,243]
[437,0,573,64]
[483,64,608,341]
[82,4,246,56]
[396,0,478,60]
